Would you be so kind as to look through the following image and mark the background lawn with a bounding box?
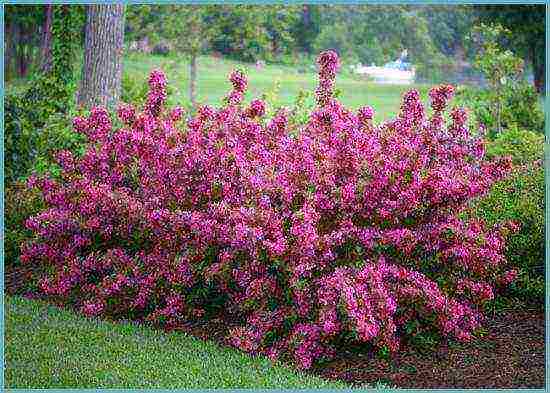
[4,295,355,389]
[124,53,431,123]
[5,52,435,123]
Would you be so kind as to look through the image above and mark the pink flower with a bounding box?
[229,69,248,93]
[228,91,243,105]
[117,103,136,125]
[247,99,266,118]
[501,269,518,285]
[170,106,184,122]
[357,106,375,123]
[81,301,104,317]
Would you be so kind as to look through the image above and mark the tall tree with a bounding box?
[476,5,545,93]
[164,5,216,108]
[207,5,297,62]
[417,5,475,57]
[40,5,53,73]
[5,5,44,78]
[77,4,125,108]
[292,5,321,54]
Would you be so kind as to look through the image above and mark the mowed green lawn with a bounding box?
[124,53,432,123]
[6,53,433,122]
[5,295,354,389]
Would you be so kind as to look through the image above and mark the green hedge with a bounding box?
[472,128,544,304]
[4,105,86,267]
[455,81,544,136]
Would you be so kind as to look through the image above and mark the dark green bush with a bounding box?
[471,128,544,305]
[31,111,88,177]
[4,93,36,184]
[5,93,87,184]
[4,69,78,184]
[455,80,544,136]
[484,125,544,164]
[502,81,545,134]
[121,72,150,107]
[4,107,87,268]
[5,182,45,267]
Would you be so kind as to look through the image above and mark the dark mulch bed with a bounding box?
[5,264,545,389]
[313,309,545,388]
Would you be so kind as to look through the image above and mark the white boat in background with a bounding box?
[352,59,416,85]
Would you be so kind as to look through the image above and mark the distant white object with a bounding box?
[351,60,415,85]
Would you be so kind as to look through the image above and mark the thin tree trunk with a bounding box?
[40,5,53,73]
[302,5,310,52]
[496,94,502,135]
[19,41,30,78]
[189,53,197,108]
[5,23,14,79]
[12,22,26,78]
[77,4,125,109]
[531,44,545,94]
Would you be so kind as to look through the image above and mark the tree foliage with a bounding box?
[470,24,524,134]
[314,5,449,80]
[419,5,475,57]
[5,5,84,184]
[5,6,47,78]
[476,5,545,92]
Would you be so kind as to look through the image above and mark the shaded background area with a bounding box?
[4,4,545,90]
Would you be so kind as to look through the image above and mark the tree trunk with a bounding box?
[77,4,125,109]
[189,53,197,108]
[11,22,28,78]
[18,41,30,78]
[496,93,502,135]
[5,23,14,79]
[40,5,53,73]
[531,45,545,94]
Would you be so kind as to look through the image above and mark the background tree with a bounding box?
[314,5,447,80]
[5,5,44,78]
[125,5,164,44]
[39,5,54,73]
[207,5,271,63]
[291,5,321,54]
[418,5,475,57]
[126,5,218,107]
[206,5,300,63]
[23,5,83,121]
[470,24,524,134]
[5,5,84,184]
[77,4,126,108]
[476,5,545,93]
[263,5,301,58]
[164,5,217,107]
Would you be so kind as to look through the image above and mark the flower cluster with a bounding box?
[227,69,247,105]
[357,105,375,124]
[21,51,516,370]
[316,50,340,107]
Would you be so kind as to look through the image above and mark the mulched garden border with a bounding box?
[5,264,545,389]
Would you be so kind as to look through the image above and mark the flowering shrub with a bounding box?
[21,51,517,369]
